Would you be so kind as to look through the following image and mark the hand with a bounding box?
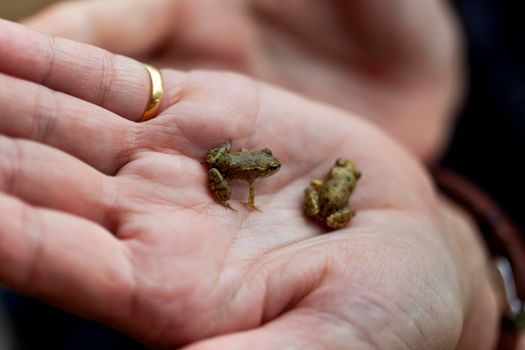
[24,0,464,161]
[0,20,494,349]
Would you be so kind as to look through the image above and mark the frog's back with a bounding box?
[318,176,352,214]
[217,153,269,179]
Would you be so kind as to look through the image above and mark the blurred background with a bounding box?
[0,0,55,20]
[1,0,524,349]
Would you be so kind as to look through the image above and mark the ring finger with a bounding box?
[0,19,182,122]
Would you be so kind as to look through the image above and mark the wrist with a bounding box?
[434,169,525,349]
[437,196,502,348]
[438,196,491,305]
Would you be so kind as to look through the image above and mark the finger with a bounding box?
[0,193,133,325]
[0,19,180,121]
[22,0,174,57]
[0,72,135,174]
[0,135,114,227]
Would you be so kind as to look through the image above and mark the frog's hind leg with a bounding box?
[246,179,260,211]
[326,207,355,230]
[208,168,234,210]
[206,143,231,165]
[304,186,320,217]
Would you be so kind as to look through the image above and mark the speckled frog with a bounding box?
[304,159,361,229]
[206,143,281,210]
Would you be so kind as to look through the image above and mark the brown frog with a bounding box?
[206,142,281,210]
[304,159,361,229]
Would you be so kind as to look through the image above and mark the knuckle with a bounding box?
[30,87,59,143]
[113,123,144,174]
[40,36,57,85]
[96,52,117,106]
[19,207,45,290]
[0,136,21,194]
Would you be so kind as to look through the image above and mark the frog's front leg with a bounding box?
[310,179,323,191]
[208,168,234,210]
[326,207,355,229]
[246,178,260,211]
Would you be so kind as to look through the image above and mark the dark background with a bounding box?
[444,0,525,232]
[0,0,523,349]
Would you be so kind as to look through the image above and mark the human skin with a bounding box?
[0,19,497,349]
[23,0,463,162]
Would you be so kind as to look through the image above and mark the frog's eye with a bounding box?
[270,163,280,171]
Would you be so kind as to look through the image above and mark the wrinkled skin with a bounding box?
[0,20,498,350]
[24,0,464,162]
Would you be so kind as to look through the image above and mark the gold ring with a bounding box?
[141,64,164,121]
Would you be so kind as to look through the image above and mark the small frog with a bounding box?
[206,142,281,210]
[304,159,361,229]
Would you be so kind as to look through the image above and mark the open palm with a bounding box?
[0,20,484,349]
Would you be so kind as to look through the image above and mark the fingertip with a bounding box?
[21,1,81,34]
[22,0,174,57]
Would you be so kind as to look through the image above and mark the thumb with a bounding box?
[183,309,372,350]
[21,0,175,57]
